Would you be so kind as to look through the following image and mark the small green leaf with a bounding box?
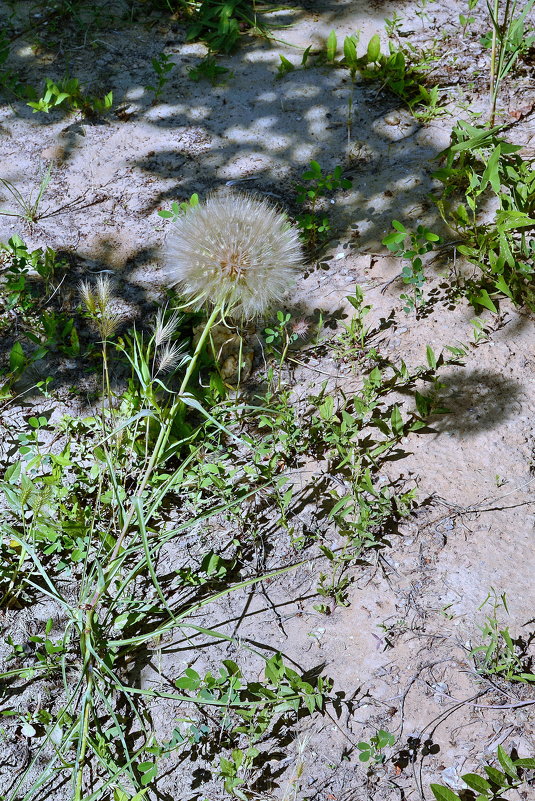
[343,35,357,67]
[471,289,497,313]
[493,274,513,299]
[366,34,381,62]
[426,345,437,370]
[497,745,518,780]
[326,30,337,62]
[390,405,403,435]
[461,774,491,793]
[277,54,294,77]
[9,342,25,372]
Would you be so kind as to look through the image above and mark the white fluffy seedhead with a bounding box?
[164,192,303,320]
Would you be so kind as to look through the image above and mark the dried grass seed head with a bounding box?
[156,340,187,375]
[152,307,182,347]
[164,192,303,320]
[79,275,123,339]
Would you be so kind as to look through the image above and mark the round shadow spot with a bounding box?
[432,369,523,436]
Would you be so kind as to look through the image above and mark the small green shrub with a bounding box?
[434,121,535,310]
[28,77,113,116]
[431,747,535,801]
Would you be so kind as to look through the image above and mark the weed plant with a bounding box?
[431,747,535,801]
[0,252,459,798]
[295,160,352,251]
[470,590,535,682]
[434,121,535,310]
[279,29,445,123]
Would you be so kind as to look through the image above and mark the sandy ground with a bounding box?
[0,0,534,798]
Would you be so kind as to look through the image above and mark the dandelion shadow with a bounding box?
[429,369,524,436]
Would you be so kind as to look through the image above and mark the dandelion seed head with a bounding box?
[164,192,303,320]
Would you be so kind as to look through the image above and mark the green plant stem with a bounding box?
[489,0,513,126]
[178,304,221,395]
[277,332,291,391]
[74,621,94,801]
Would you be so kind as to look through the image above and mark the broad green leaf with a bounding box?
[493,275,513,299]
[461,773,491,793]
[326,30,337,62]
[479,145,501,194]
[484,765,509,787]
[390,405,403,435]
[430,785,460,801]
[343,35,357,67]
[471,289,497,313]
[367,34,381,62]
[415,391,431,417]
[495,210,535,230]
[319,395,334,421]
[497,745,518,780]
[426,345,437,370]
[514,758,535,769]
[9,341,25,372]
[382,231,406,250]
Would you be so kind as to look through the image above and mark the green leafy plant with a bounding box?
[263,310,300,387]
[433,121,535,309]
[430,747,535,801]
[25,311,80,360]
[340,285,372,351]
[0,169,52,224]
[184,0,270,53]
[487,0,535,125]
[295,160,352,249]
[27,77,113,116]
[384,11,404,38]
[0,236,61,310]
[276,54,295,78]
[460,0,478,36]
[146,52,175,102]
[188,55,232,84]
[470,590,535,682]
[320,30,444,122]
[158,193,199,221]
[357,730,396,764]
[382,221,441,311]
